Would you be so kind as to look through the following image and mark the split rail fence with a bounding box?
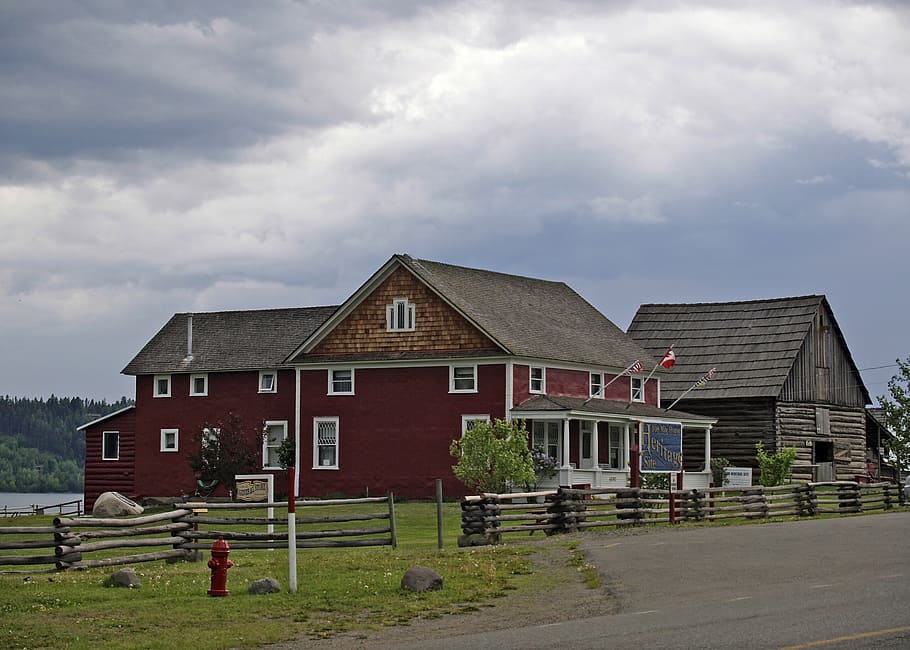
[461,482,901,543]
[0,495,395,573]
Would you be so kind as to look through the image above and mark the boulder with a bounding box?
[93,492,144,517]
[109,568,141,588]
[248,577,281,595]
[401,566,443,593]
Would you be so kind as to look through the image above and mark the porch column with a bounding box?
[623,424,631,469]
[704,425,712,470]
[562,418,571,468]
[591,420,599,470]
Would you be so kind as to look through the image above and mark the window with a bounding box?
[160,428,179,452]
[329,368,354,395]
[102,431,119,460]
[590,372,603,398]
[530,367,545,394]
[631,377,645,402]
[314,417,339,469]
[607,424,624,469]
[450,365,477,393]
[386,297,416,332]
[154,375,171,398]
[190,373,208,396]
[532,421,561,465]
[580,421,593,462]
[259,370,277,393]
[461,414,490,435]
[263,421,288,469]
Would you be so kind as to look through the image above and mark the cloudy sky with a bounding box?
[1,0,908,403]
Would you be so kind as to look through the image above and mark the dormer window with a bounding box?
[386,297,415,332]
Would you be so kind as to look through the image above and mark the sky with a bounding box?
[1,0,908,403]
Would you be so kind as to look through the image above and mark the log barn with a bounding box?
[628,296,871,483]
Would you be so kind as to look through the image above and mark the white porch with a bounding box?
[512,395,715,492]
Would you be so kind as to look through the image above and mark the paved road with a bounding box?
[387,512,910,649]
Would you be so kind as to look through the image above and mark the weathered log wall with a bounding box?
[776,403,866,481]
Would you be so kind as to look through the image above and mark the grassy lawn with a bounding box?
[0,501,536,650]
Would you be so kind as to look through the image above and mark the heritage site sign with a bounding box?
[640,422,683,472]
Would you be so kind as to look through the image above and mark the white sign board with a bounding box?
[724,467,753,488]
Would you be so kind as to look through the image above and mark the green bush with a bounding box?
[755,441,797,486]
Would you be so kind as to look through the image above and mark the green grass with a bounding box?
[0,502,536,649]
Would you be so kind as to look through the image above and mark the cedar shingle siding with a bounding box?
[310,266,498,358]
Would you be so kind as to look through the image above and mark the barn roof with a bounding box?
[627,295,866,401]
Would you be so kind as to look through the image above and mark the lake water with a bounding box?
[0,491,84,511]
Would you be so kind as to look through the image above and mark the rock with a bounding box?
[457,532,500,547]
[248,577,281,595]
[93,492,144,517]
[401,566,443,593]
[109,568,141,588]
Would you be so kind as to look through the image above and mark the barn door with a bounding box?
[813,440,835,481]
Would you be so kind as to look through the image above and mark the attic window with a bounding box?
[386,297,415,332]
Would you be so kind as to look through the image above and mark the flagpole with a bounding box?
[667,368,716,411]
[643,344,674,385]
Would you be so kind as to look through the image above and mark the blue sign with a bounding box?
[640,422,683,472]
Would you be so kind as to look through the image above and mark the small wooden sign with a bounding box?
[236,479,269,502]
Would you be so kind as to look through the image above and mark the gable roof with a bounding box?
[628,295,868,402]
[76,405,136,431]
[289,254,656,370]
[122,306,337,375]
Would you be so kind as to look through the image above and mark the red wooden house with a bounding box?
[80,255,714,508]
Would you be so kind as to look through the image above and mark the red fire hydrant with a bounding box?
[207,537,233,597]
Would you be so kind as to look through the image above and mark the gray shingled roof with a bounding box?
[510,395,714,424]
[627,295,831,400]
[122,306,338,375]
[402,256,657,370]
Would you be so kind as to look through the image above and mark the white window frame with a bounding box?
[102,431,120,461]
[190,373,208,397]
[262,420,288,469]
[160,428,179,452]
[590,372,603,399]
[328,368,355,395]
[529,366,545,394]
[153,374,171,398]
[313,417,339,470]
[532,421,561,465]
[386,297,416,332]
[450,364,478,393]
[461,414,491,436]
[631,377,645,402]
[259,370,277,393]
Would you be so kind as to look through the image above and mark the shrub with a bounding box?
[450,419,535,494]
[755,441,797,486]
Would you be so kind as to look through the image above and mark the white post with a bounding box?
[591,420,600,472]
[562,418,571,471]
[704,425,712,475]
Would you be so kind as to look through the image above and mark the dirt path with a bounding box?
[266,535,618,649]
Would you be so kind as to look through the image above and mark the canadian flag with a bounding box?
[659,348,676,369]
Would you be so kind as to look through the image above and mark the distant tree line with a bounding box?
[0,395,132,493]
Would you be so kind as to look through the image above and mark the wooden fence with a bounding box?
[460,482,900,543]
[1,499,83,518]
[0,495,396,573]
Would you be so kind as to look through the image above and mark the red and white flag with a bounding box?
[621,360,644,376]
[659,348,676,369]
